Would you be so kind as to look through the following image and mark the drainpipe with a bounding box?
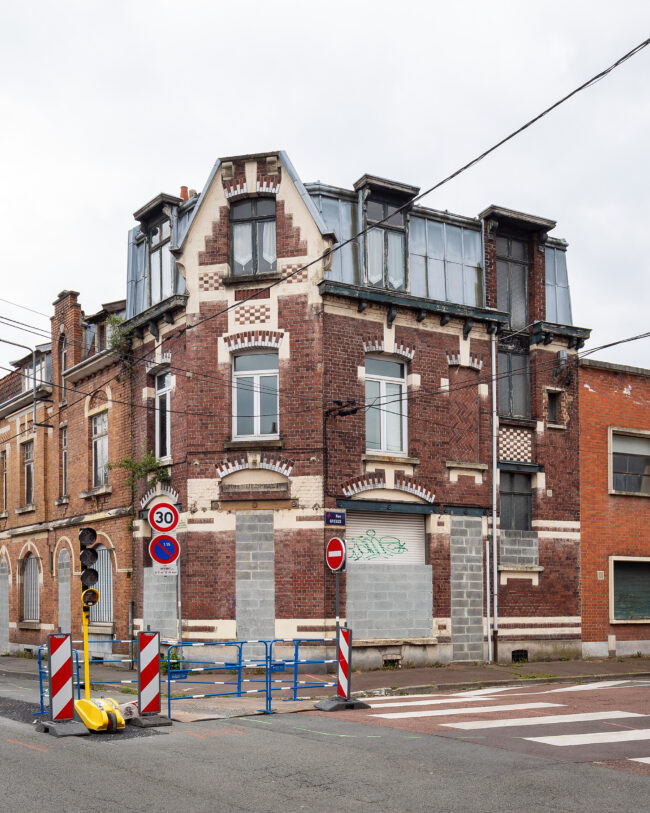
[491,329,499,663]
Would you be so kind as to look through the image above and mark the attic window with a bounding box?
[150,218,172,305]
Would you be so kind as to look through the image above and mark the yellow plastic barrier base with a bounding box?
[74,697,126,733]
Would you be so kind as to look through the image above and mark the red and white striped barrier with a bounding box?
[138,631,161,715]
[48,633,74,722]
[337,627,351,700]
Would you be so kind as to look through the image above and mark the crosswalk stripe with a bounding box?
[374,702,562,720]
[442,711,644,730]
[629,757,650,764]
[526,729,650,746]
[368,697,501,709]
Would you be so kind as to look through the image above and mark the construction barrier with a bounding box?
[48,633,74,722]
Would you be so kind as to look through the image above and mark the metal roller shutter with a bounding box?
[345,511,426,565]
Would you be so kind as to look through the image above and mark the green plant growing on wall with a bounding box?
[108,447,170,489]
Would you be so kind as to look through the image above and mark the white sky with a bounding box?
[1,1,649,371]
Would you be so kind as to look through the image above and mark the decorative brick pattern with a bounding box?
[233,303,271,325]
[259,455,294,477]
[215,457,249,479]
[395,476,435,503]
[198,271,224,291]
[224,330,284,353]
[341,474,385,497]
[447,352,483,370]
[499,427,533,462]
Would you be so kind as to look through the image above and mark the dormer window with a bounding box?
[231,198,276,276]
[150,218,172,305]
[366,199,406,290]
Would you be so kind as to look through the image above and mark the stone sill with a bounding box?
[221,271,282,286]
[55,496,69,506]
[362,453,420,465]
[352,638,437,646]
[79,485,113,499]
[224,439,283,451]
[15,504,36,515]
[18,621,42,630]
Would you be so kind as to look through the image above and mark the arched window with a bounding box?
[23,553,39,621]
[90,545,113,624]
[57,548,71,633]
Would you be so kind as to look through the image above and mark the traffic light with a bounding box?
[79,527,99,591]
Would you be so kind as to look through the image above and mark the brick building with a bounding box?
[1,150,591,663]
[0,292,132,655]
[580,359,650,657]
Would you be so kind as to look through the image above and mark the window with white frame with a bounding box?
[155,371,172,459]
[150,218,172,305]
[92,412,109,488]
[232,353,279,439]
[23,441,34,506]
[23,553,39,621]
[60,427,68,496]
[365,358,407,454]
[231,199,277,276]
[611,433,650,495]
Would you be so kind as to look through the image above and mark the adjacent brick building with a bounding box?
[0,150,591,663]
[580,359,650,657]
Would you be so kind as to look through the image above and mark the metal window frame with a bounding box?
[232,353,280,440]
[230,198,277,277]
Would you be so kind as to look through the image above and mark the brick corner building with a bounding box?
[579,358,650,657]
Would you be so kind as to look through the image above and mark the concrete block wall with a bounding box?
[235,511,275,641]
[143,568,178,640]
[346,563,433,639]
[450,516,484,661]
[500,530,539,566]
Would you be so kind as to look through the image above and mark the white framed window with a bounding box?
[60,427,68,496]
[610,431,650,496]
[92,412,109,488]
[23,553,39,621]
[232,353,279,439]
[155,371,172,459]
[609,556,650,623]
[23,441,34,506]
[365,357,407,454]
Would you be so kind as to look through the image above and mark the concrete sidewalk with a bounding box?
[3,651,650,696]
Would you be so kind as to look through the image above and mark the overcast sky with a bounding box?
[1,1,648,373]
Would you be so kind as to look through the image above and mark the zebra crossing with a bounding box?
[353,680,650,770]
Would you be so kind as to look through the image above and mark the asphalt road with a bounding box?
[2,684,650,812]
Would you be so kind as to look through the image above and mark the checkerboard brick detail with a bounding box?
[499,427,533,462]
[198,271,224,291]
[234,303,271,325]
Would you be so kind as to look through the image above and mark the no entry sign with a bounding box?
[149,534,181,576]
[326,537,346,572]
[148,502,179,534]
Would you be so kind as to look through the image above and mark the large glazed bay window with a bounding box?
[498,349,530,418]
[92,412,109,488]
[233,353,279,439]
[409,218,483,306]
[231,199,276,276]
[500,472,532,531]
[612,433,650,495]
[150,218,172,306]
[545,246,572,325]
[365,358,407,454]
[366,199,406,290]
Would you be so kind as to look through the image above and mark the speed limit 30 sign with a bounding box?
[148,502,179,534]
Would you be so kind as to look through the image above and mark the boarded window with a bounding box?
[612,560,650,621]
